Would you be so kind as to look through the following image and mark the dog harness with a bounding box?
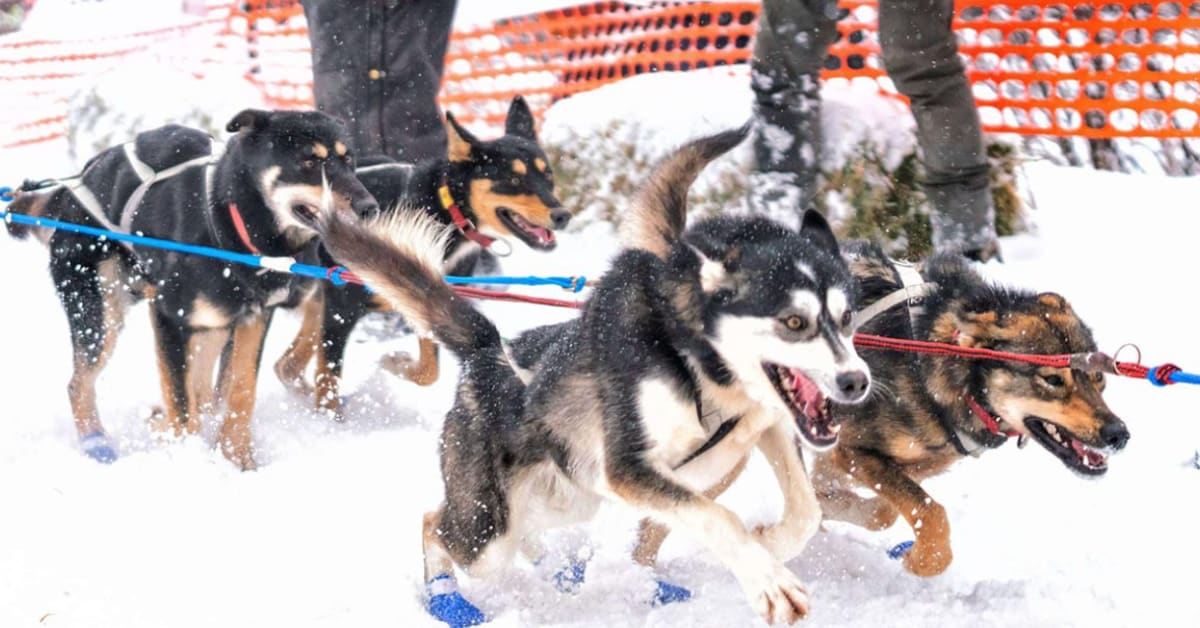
[856,260,1019,457]
[43,137,224,255]
[854,260,936,329]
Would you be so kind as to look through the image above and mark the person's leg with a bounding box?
[378,0,459,162]
[878,0,999,260]
[301,0,381,155]
[749,0,840,224]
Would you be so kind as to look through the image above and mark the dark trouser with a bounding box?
[301,0,458,163]
[751,0,995,252]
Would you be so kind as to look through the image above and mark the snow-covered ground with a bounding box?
[4,2,1200,628]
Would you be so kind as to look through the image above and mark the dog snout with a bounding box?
[352,195,380,219]
[550,208,571,230]
[836,370,869,401]
[1099,418,1130,450]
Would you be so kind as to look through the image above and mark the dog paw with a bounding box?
[379,351,438,387]
[651,579,692,606]
[746,565,809,625]
[274,362,313,399]
[902,540,952,577]
[427,574,486,628]
[79,431,118,464]
[551,558,587,594]
[219,438,258,472]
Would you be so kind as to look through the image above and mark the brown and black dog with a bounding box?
[274,96,568,417]
[7,110,377,469]
[634,240,1130,577]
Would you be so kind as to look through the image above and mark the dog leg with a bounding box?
[832,446,951,576]
[379,336,440,386]
[609,476,809,624]
[633,454,748,567]
[314,305,358,419]
[749,422,822,562]
[187,328,229,418]
[148,306,197,437]
[811,452,899,531]
[274,289,323,399]
[216,314,270,470]
[423,508,488,626]
[53,256,127,461]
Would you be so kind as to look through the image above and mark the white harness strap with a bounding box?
[855,260,938,329]
[117,138,225,233]
[354,162,413,175]
[62,178,127,243]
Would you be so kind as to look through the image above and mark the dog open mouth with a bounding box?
[1024,417,1108,476]
[763,363,838,450]
[497,207,556,250]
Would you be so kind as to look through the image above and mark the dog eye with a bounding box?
[302,159,316,170]
[1040,373,1066,387]
[840,310,853,329]
[784,315,807,332]
[510,176,522,186]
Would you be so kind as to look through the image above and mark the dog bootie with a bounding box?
[427,574,486,627]
[888,540,915,560]
[80,431,117,464]
[551,557,588,593]
[651,579,692,606]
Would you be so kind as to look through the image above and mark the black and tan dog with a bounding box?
[634,240,1131,577]
[273,96,568,417]
[301,127,875,625]
[7,109,377,469]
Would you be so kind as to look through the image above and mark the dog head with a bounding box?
[933,277,1129,476]
[682,210,872,451]
[444,97,567,251]
[226,109,379,248]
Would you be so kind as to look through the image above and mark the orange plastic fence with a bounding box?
[245,0,1200,139]
[0,0,1197,149]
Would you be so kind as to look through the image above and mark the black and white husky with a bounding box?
[297,128,871,625]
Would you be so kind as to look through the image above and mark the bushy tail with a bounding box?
[620,123,751,258]
[312,209,502,357]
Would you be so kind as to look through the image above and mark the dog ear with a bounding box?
[800,208,840,255]
[226,109,271,134]
[687,243,739,295]
[444,112,478,162]
[504,95,538,142]
[1036,292,1072,312]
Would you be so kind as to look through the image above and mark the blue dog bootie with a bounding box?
[551,556,588,593]
[427,573,486,627]
[79,431,118,464]
[651,579,692,606]
[888,540,915,560]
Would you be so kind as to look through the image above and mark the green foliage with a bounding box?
[544,122,1024,258]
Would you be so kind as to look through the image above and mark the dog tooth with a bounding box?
[1045,424,1057,435]
[1017,434,1029,449]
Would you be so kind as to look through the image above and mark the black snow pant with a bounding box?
[751,0,996,253]
[301,0,458,163]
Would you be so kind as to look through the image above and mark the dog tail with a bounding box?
[4,183,58,241]
[621,123,750,258]
[313,210,502,357]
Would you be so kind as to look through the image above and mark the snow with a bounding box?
[3,3,1200,628]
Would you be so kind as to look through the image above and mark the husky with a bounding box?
[297,127,872,625]
[273,96,568,418]
[6,110,378,469]
[632,239,1131,578]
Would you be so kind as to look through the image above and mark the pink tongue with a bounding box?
[787,367,824,417]
[1070,438,1107,466]
[529,225,554,244]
